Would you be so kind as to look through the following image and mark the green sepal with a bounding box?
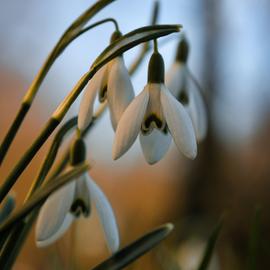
[176,37,189,63]
[70,137,86,165]
[148,52,165,83]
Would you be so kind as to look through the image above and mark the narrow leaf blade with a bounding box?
[197,218,223,270]
[247,206,262,270]
[92,223,174,270]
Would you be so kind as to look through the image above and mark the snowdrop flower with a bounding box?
[166,36,207,142]
[113,44,197,164]
[78,30,135,131]
[35,138,119,253]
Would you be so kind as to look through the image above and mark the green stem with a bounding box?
[128,0,159,75]
[0,118,60,204]
[0,219,32,270]
[0,103,30,166]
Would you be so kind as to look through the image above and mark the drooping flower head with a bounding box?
[113,41,197,164]
[35,136,119,253]
[78,30,135,132]
[166,35,207,142]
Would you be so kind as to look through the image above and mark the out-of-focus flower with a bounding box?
[35,138,119,253]
[78,31,134,131]
[113,49,197,164]
[166,36,207,142]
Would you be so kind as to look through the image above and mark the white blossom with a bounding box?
[78,56,134,131]
[113,82,197,164]
[35,171,119,253]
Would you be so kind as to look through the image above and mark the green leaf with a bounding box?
[197,218,223,270]
[91,223,174,270]
[0,163,89,235]
[247,206,262,270]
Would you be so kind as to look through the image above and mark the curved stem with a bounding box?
[128,1,159,75]
[153,39,158,53]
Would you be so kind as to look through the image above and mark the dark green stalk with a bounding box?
[128,0,159,75]
[247,206,262,270]
[0,220,28,270]
[197,217,223,270]
[0,103,30,165]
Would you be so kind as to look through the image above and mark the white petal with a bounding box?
[112,87,149,160]
[165,62,187,97]
[161,86,197,159]
[85,174,119,253]
[187,85,208,142]
[78,65,107,131]
[35,181,76,246]
[36,213,74,248]
[139,129,171,164]
[107,57,135,131]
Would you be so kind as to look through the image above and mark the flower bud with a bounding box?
[148,52,165,83]
[70,137,86,165]
[110,30,122,43]
[176,38,189,63]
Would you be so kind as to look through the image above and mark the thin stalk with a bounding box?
[0,219,32,270]
[0,103,30,165]
[128,0,159,75]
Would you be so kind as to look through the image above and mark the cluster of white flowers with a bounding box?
[35,33,207,253]
[79,33,207,164]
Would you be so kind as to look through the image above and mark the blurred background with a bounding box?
[1,0,270,269]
